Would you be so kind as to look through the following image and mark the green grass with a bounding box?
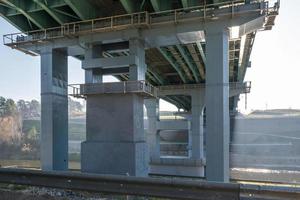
[0,159,80,170]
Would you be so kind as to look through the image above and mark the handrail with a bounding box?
[69,81,158,98]
[158,81,251,91]
[3,0,272,46]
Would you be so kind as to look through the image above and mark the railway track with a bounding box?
[0,168,299,200]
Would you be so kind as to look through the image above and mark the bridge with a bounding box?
[0,0,279,182]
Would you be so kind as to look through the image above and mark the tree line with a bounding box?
[0,96,84,119]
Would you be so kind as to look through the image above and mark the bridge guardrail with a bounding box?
[0,168,299,200]
[3,0,273,46]
[158,81,251,94]
[69,81,158,98]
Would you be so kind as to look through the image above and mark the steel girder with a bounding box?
[32,0,77,24]
[63,0,97,20]
[1,0,57,29]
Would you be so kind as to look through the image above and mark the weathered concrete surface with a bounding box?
[40,49,68,171]
[81,94,148,176]
[205,28,230,182]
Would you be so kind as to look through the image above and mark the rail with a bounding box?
[69,81,158,98]
[0,168,299,200]
[0,168,239,200]
[3,0,273,46]
[158,81,251,93]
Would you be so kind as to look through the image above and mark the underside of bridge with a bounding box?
[0,0,267,111]
[0,0,279,182]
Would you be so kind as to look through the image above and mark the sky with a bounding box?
[0,0,299,113]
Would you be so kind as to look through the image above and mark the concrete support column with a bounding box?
[84,44,103,83]
[145,98,160,161]
[205,28,230,182]
[129,38,146,81]
[191,91,205,160]
[82,94,148,176]
[81,39,148,176]
[40,48,68,171]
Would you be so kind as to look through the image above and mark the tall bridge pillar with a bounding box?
[205,28,230,182]
[40,48,68,171]
[81,39,148,176]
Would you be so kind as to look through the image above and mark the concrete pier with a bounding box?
[205,28,230,182]
[40,48,68,171]
[81,39,149,176]
[81,94,148,176]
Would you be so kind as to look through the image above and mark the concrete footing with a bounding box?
[81,93,148,176]
[82,141,147,176]
[150,157,205,177]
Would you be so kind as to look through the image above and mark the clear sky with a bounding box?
[0,0,299,112]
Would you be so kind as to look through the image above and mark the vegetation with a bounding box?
[0,97,18,117]
[0,96,86,161]
[17,99,40,119]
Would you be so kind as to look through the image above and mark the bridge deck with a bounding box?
[0,0,279,111]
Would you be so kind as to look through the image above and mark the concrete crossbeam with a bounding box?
[82,55,138,69]
[157,120,190,131]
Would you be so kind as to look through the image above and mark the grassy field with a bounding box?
[0,159,80,170]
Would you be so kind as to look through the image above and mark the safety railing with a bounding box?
[69,81,158,98]
[3,0,272,46]
[230,81,251,93]
[158,81,251,94]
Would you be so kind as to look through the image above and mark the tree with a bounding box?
[17,100,27,117]
[29,100,40,117]
[0,98,18,117]
[17,99,41,119]
[0,97,6,117]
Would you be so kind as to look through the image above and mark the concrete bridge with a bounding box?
[0,0,279,182]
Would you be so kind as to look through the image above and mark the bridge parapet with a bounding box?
[69,81,158,99]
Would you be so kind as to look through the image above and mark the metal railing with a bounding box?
[230,81,251,93]
[158,81,251,94]
[0,168,299,200]
[3,0,272,46]
[69,81,158,98]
